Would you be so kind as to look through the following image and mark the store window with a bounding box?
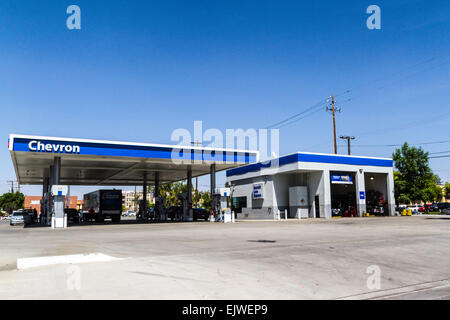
[232,196,247,213]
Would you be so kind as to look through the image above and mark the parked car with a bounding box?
[193,208,209,221]
[435,203,450,213]
[64,208,80,223]
[167,206,182,221]
[442,207,450,215]
[10,210,25,226]
[122,211,136,217]
[407,204,421,214]
[429,203,439,211]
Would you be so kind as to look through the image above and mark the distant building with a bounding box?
[24,196,81,213]
[437,185,450,203]
[122,190,153,211]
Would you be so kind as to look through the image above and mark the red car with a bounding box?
[418,205,431,212]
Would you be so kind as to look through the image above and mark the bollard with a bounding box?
[284,209,288,220]
[231,211,235,223]
[297,208,301,219]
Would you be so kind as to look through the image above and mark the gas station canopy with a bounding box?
[9,134,259,186]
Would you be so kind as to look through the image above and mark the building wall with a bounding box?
[24,196,80,213]
[232,176,276,219]
[228,158,395,219]
[122,191,153,210]
[307,171,328,218]
[24,196,41,212]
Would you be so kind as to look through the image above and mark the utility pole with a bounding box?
[340,136,355,155]
[7,180,15,193]
[326,95,341,154]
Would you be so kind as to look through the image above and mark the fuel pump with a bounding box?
[211,193,222,221]
[178,193,188,221]
[138,199,147,221]
[155,196,166,221]
[50,185,68,229]
[211,188,231,222]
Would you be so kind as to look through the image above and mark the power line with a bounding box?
[264,97,328,129]
[276,108,323,129]
[429,155,450,159]
[335,56,450,104]
[348,139,450,148]
[354,112,450,138]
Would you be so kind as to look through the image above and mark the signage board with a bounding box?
[331,174,353,184]
[51,185,69,196]
[252,183,264,199]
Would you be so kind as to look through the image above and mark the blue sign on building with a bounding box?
[359,191,365,200]
[331,174,353,184]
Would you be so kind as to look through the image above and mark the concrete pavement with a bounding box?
[1,215,449,299]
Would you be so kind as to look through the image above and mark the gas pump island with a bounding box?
[9,134,259,228]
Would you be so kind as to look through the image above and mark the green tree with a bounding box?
[200,191,211,211]
[421,177,443,209]
[445,182,450,197]
[156,181,187,207]
[392,142,434,204]
[0,192,25,214]
[151,182,211,210]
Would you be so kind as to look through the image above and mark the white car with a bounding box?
[122,211,136,217]
[407,205,421,214]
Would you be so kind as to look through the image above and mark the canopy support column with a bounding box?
[143,172,147,220]
[154,171,160,220]
[210,164,216,213]
[53,157,61,185]
[187,165,193,221]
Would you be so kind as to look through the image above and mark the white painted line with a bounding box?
[17,253,122,270]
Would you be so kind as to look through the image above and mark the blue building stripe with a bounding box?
[226,152,393,177]
[13,137,256,164]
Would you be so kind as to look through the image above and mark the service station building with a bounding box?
[226,152,395,219]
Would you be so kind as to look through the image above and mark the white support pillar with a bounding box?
[210,164,216,213]
[187,165,193,221]
[154,171,160,219]
[323,170,332,218]
[355,170,367,217]
[53,157,61,185]
[143,172,147,220]
[387,171,396,216]
[47,164,54,225]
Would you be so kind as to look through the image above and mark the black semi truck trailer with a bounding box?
[82,189,122,223]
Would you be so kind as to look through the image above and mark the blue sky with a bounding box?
[0,0,449,196]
